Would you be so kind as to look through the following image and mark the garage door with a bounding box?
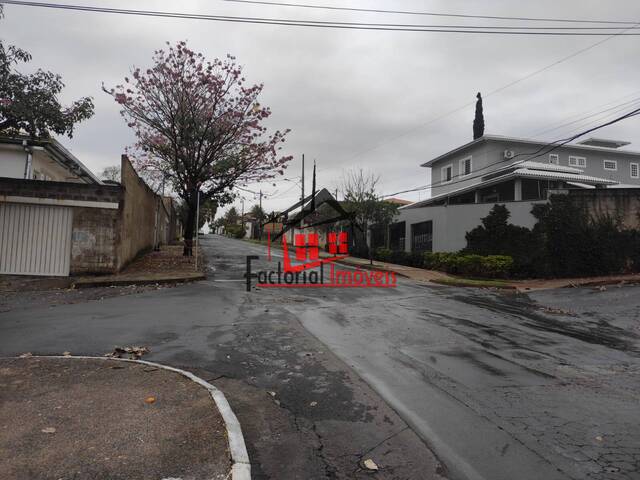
[0,203,73,276]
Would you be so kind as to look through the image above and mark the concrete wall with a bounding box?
[0,178,123,274]
[117,155,162,269]
[162,196,182,243]
[567,188,640,229]
[1,158,178,276]
[71,207,120,274]
[0,177,121,204]
[397,200,546,252]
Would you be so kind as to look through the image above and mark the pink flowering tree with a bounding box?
[105,41,292,254]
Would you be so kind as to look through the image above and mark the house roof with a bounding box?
[577,137,630,149]
[385,197,413,206]
[401,164,618,210]
[420,134,640,168]
[0,135,102,184]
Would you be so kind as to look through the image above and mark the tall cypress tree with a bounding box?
[473,92,484,140]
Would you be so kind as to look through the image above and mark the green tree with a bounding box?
[473,92,484,140]
[224,207,240,227]
[0,7,94,138]
[464,204,538,275]
[340,169,398,256]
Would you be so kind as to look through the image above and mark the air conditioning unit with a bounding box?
[503,149,515,159]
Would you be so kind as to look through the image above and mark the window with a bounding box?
[441,164,453,183]
[568,156,586,168]
[603,160,617,171]
[411,221,433,253]
[549,154,559,165]
[631,163,639,179]
[459,156,472,176]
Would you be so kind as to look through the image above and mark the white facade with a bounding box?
[0,137,101,184]
[396,200,545,252]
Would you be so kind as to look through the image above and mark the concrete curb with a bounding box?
[11,355,251,480]
[71,273,206,289]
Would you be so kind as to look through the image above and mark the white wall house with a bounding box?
[1,135,104,277]
[391,135,640,253]
[0,135,101,184]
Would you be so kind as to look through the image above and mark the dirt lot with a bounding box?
[0,357,230,480]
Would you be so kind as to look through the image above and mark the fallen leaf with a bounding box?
[41,427,56,434]
[144,396,156,404]
[363,458,378,471]
[106,345,150,359]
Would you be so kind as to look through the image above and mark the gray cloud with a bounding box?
[2,0,639,215]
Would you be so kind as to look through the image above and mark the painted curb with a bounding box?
[72,273,206,289]
[10,355,251,480]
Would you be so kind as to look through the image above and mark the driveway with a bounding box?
[1,234,639,480]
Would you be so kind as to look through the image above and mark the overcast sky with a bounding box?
[2,0,640,217]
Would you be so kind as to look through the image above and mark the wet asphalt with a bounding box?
[1,234,639,480]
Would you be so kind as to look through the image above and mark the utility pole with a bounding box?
[195,189,200,270]
[259,190,263,240]
[301,154,305,210]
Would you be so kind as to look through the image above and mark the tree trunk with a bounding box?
[183,203,197,256]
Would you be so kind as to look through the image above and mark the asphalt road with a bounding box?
[1,234,639,480]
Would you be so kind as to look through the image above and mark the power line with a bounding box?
[4,1,640,35]
[343,20,639,163]
[382,106,640,198]
[532,96,640,139]
[218,0,638,26]
[530,90,640,138]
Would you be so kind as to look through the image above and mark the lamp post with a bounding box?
[195,188,200,270]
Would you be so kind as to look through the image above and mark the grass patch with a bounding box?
[431,277,514,289]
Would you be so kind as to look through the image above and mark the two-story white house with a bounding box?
[392,135,640,253]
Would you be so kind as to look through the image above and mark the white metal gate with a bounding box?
[0,203,73,276]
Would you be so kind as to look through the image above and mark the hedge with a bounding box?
[423,252,513,278]
[373,248,513,278]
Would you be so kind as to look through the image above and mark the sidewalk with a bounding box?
[73,245,205,288]
[0,357,231,480]
[328,254,640,291]
[248,238,640,291]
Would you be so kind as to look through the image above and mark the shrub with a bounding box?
[423,251,513,278]
[373,247,392,262]
[481,255,514,278]
[225,224,245,239]
[389,250,409,266]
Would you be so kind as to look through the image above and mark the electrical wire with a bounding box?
[3,1,640,35]
[533,97,640,140]
[218,0,638,26]
[345,16,638,164]
[381,106,640,197]
[530,91,640,138]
